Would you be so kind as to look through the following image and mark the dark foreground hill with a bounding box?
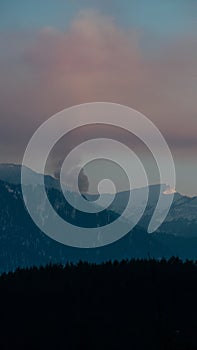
[0,259,197,349]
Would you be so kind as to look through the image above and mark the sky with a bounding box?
[0,0,196,196]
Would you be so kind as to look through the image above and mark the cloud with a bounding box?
[0,9,196,163]
[21,10,144,105]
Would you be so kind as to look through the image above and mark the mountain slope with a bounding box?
[0,178,197,274]
[0,163,59,189]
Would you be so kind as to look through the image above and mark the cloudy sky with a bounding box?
[0,0,196,195]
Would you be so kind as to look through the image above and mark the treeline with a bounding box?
[0,258,197,349]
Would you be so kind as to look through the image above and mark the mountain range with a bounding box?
[0,163,196,273]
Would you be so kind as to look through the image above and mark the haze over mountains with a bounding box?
[0,163,197,274]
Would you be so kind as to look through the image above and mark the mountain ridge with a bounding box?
[0,163,197,273]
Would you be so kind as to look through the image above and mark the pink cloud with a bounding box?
[0,10,196,160]
[22,11,145,105]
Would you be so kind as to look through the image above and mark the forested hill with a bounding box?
[0,259,197,349]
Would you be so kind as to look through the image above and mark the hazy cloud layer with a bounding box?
[0,10,196,193]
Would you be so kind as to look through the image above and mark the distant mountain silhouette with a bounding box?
[0,163,197,273]
[0,163,59,189]
[106,186,197,238]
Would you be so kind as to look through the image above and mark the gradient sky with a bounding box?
[0,1,196,195]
